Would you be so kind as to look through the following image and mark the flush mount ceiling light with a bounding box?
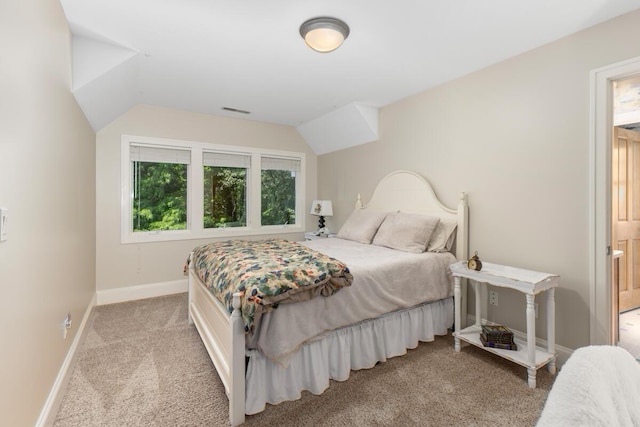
[299,17,350,53]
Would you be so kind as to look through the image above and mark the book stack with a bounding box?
[480,325,518,351]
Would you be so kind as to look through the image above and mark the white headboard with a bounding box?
[356,170,469,261]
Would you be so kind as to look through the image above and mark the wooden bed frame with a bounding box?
[188,170,469,425]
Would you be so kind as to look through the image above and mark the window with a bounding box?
[261,156,300,226]
[130,144,189,232]
[121,135,305,243]
[203,152,250,229]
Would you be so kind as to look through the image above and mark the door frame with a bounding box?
[590,55,640,345]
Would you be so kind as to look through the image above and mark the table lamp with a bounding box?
[310,200,333,234]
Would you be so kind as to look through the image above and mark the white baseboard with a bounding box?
[465,314,573,368]
[36,292,97,427]
[96,279,188,305]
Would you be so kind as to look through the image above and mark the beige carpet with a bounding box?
[53,293,554,426]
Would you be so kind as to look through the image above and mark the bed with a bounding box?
[187,170,469,425]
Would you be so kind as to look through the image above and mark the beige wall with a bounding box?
[319,10,640,351]
[4,5,638,423]
[96,105,316,291]
[0,1,96,425]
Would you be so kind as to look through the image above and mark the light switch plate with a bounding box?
[0,208,7,241]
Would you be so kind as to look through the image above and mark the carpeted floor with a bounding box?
[53,293,554,426]
[619,307,640,360]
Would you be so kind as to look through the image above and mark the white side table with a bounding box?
[450,260,559,388]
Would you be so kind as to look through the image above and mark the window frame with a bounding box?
[121,135,305,244]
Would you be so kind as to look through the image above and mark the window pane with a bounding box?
[261,168,296,226]
[132,161,187,231]
[203,166,247,228]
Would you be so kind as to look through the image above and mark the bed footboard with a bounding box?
[188,256,246,426]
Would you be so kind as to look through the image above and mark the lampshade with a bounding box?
[310,200,333,216]
[299,17,350,53]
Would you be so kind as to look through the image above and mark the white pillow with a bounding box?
[372,212,440,253]
[336,210,388,244]
[427,220,458,252]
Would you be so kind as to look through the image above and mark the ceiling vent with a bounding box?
[222,106,251,114]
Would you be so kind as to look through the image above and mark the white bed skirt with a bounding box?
[245,297,453,415]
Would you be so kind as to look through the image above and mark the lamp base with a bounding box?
[318,216,326,230]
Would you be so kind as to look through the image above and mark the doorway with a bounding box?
[612,76,640,358]
[591,56,640,349]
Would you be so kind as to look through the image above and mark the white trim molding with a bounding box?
[590,55,640,345]
[96,279,188,306]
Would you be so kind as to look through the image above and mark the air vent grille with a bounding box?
[222,106,251,115]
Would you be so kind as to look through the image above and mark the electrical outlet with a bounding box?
[63,312,72,339]
[0,208,7,242]
[489,290,498,306]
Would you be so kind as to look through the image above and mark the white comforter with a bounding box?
[246,237,455,365]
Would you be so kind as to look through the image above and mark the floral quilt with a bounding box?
[190,239,353,334]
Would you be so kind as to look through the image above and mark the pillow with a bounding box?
[372,212,440,253]
[427,220,458,252]
[336,209,388,244]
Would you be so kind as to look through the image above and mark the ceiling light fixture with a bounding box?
[299,17,350,53]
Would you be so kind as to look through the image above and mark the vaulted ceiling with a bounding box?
[60,0,640,154]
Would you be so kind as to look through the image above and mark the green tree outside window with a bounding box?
[132,162,187,231]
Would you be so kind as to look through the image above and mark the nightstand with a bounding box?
[450,260,558,388]
[304,232,336,241]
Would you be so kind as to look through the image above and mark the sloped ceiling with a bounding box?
[60,0,640,153]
